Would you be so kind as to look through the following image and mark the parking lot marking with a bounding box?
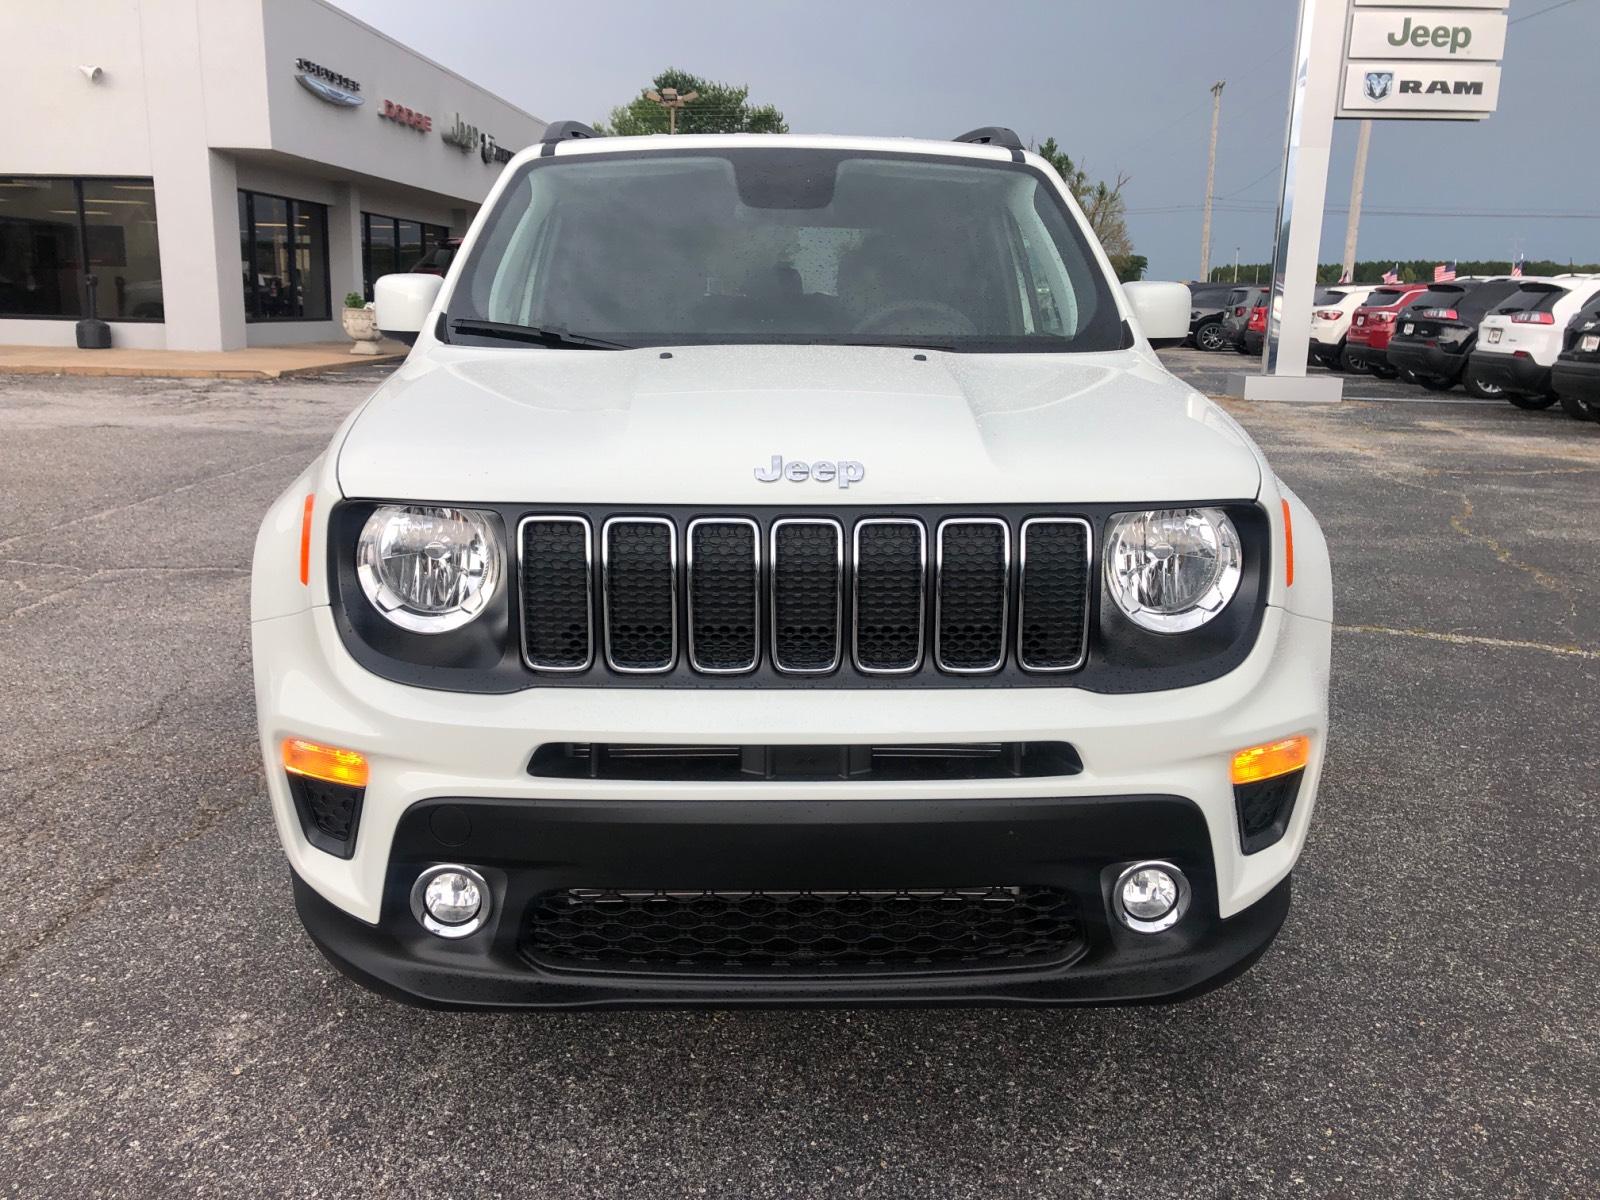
[1343,394,1501,405]
[1337,623,1600,660]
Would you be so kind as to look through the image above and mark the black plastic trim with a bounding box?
[288,792,1294,1009]
[326,500,1271,695]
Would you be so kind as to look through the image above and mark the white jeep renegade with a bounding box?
[251,124,1332,1009]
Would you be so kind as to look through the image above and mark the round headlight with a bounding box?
[356,505,502,633]
[1105,507,1242,633]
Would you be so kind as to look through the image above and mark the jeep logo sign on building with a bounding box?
[1338,0,1507,120]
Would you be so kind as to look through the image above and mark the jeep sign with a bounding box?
[1346,9,1507,61]
[1338,3,1507,121]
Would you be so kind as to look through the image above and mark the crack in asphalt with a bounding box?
[1335,624,1600,660]
[0,565,249,625]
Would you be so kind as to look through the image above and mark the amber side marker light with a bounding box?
[298,494,315,586]
[1280,498,1295,587]
[1231,735,1311,786]
[282,738,369,788]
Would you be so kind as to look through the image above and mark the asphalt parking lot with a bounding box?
[2,358,1597,1198]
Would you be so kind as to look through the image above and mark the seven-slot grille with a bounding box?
[518,513,1091,679]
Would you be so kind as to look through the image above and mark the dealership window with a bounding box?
[0,176,162,320]
[238,190,331,321]
[361,212,449,297]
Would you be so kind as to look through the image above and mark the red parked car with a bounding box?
[1240,299,1269,356]
[1341,285,1426,378]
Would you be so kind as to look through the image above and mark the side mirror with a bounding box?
[374,273,444,346]
[1122,281,1192,348]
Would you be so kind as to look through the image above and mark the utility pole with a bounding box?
[644,86,699,134]
[1198,80,1225,283]
[1340,120,1371,283]
[1233,247,1240,283]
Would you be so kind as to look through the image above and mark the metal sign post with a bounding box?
[1226,0,1349,403]
[1226,0,1509,404]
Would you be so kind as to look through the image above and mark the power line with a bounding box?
[1510,0,1585,24]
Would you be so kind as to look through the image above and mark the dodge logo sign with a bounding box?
[1364,72,1393,101]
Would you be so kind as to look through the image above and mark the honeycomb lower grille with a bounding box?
[520,887,1084,974]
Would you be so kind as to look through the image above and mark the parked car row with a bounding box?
[1185,276,1600,422]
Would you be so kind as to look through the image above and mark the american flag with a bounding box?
[1434,261,1457,282]
[1382,265,1400,284]
[1511,253,1525,279]
[1337,268,1352,284]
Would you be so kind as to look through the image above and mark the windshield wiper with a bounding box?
[448,319,631,350]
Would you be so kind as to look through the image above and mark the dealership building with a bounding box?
[0,0,545,350]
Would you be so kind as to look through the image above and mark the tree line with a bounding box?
[1206,260,1600,286]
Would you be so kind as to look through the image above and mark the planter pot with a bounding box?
[341,306,383,355]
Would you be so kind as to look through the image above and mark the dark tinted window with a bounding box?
[1410,285,1468,311]
[1315,288,1347,305]
[0,176,162,320]
[1366,287,1413,306]
[450,148,1124,353]
[238,189,330,321]
[1498,285,1566,314]
[1189,286,1233,307]
[1456,280,1521,320]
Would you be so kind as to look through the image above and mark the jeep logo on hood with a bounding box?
[754,455,865,488]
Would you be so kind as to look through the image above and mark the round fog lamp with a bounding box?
[410,864,491,938]
[1113,861,1190,933]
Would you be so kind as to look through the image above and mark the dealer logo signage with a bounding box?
[1339,2,1507,120]
[380,99,432,133]
[294,57,363,107]
[442,113,514,165]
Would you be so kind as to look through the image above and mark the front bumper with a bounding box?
[293,794,1294,1009]
[256,603,1329,1007]
[1469,349,1551,396]
[1387,339,1468,382]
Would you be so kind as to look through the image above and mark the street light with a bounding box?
[644,87,700,135]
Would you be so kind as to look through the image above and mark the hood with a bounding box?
[337,344,1261,506]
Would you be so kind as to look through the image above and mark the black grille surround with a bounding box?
[519,886,1086,974]
[327,500,1271,694]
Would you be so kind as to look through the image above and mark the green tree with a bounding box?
[1034,137,1135,272]
[597,68,788,137]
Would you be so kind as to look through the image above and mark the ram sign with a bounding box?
[1337,4,1507,120]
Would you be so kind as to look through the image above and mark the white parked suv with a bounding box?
[1308,284,1378,369]
[1469,276,1600,409]
[251,124,1332,1009]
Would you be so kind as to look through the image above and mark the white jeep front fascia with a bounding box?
[251,127,1331,1009]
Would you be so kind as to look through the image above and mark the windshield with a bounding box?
[446,148,1124,353]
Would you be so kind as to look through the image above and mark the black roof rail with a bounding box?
[540,120,603,144]
[953,126,1024,151]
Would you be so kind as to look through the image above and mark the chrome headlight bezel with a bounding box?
[1104,507,1244,634]
[355,504,504,634]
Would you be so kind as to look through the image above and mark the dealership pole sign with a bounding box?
[1338,0,1508,120]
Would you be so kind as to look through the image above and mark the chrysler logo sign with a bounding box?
[294,57,363,107]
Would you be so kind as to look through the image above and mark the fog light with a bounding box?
[409,864,491,939]
[1113,860,1190,933]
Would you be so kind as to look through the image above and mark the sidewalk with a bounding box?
[0,340,408,381]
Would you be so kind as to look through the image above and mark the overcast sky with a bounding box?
[330,0,1599,280]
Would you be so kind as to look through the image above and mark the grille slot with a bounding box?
[602,518,677,672]
[935,519,1010,673]
[770,519,843,673]
[518,516,593,671]
[687,518,759,673]
[1018,518,1091,672]
[528,740,1083,781]
[853,519,926,673]
[521,886,1085,974]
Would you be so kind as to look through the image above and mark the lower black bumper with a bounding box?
[1242,330,1264,355]
[1469,349,1551,396]
[1341,342,1387,371]
[1387,339,1467,382]
[1552,356,1600,404]
[292,794,1293,1010]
